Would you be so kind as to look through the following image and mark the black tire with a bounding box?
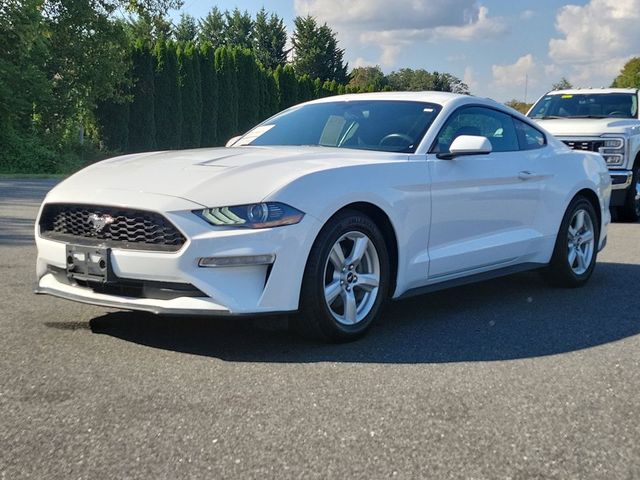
[295,210,390,342]
[542,196,599,288]
[619,165,640,223]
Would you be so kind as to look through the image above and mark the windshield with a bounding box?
[529,93,638,119]
[235,100,442,153]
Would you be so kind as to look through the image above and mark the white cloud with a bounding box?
[294,0,507,67]
[463,66,478,92]
[520,10,535,20]
[548,0,640,86]
[434,7,507,41]
[492,54,537,87]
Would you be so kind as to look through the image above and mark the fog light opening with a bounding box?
[198,254,276,268]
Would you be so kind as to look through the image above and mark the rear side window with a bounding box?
[514,119,546,150]
[432,106,519,153]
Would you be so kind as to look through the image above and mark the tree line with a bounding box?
[97,40,352,154]
[1,1,469,174]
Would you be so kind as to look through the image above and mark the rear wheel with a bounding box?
[543,196,599,287]
[619,165,640,222]
[296,210,390,342]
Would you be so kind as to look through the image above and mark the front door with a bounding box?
[427,106,544,279]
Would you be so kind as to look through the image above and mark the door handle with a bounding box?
[518,170,536,180]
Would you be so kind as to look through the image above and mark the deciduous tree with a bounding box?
[611,58,640,88]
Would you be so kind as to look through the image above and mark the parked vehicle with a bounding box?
[35,92,611,341]
[528,88,640,222]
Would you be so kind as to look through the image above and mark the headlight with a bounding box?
[603,138,624,149]
[195,202,304,228]
[599,136,626,166]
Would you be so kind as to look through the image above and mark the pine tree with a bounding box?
[253,8,287,70]
[174,13,198,42]
[258,68,279,120]
[274,64,298,110]
[215,46,238,142]
[297,74,314,103]
[313,77,324,98]
[96,98,130,152]
[199,43,218,147]
[225,9,253,49]
[292,16,348,83]
[199,7,226,48]
[178,42,202,148]
[128,42,156,152]
[154,40,182,149]
[236,49,260,133]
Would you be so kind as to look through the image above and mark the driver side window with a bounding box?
[433,106,519,153]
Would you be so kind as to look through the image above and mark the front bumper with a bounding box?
[35,201,323,315]
[609,170,633,190]
[609,170,633,207]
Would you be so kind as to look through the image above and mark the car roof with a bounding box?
[306,91,476,107]
[545,87,638,95]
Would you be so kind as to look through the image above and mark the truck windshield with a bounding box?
[235,100,442,153]
[529,93,638,119]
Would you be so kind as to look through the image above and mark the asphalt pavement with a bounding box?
[1,179,639,479]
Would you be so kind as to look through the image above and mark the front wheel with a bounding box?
[543,196,599,287]
[619,165,640,222]
[296,210,390,342]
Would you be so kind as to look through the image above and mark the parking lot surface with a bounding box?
[1,179,639,479]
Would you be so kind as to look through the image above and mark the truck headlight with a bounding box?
[603,138,624,149]
[194,202,304,228]
[600,136,625,166]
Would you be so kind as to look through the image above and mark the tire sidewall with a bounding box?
[555,198,600,284]
[302,211,390,339]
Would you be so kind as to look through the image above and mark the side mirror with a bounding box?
[226,135,242,147]
[437,135,492,159]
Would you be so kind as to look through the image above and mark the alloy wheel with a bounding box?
[567,209,595,275]
[323,231,381,325]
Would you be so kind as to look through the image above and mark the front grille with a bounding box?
[562,139,605,152]
[39,204,186,252]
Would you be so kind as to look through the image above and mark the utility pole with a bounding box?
[524,73,528,104]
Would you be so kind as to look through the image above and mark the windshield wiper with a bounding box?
[537,115,565,119]
[566,115,611,119]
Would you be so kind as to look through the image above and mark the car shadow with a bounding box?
[47,261,640,364]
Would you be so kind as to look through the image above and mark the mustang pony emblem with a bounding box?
[88,213,115,232]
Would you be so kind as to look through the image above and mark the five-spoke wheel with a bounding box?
[298,210,390,342]
[323,231,381,326]
[544,195,599,287]
[567,209,595,275]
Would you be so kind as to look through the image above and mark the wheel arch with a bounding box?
[321,202,400,298]
[573,188,602,231]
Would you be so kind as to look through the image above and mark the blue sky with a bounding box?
[172,0,640,102]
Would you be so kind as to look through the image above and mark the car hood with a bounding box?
[534,117,640,136]
[50,146,408,208]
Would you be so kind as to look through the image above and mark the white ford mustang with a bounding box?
[35,92,611,341]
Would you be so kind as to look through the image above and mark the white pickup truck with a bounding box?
[528,88,640,222]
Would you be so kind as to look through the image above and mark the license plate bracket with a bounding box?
[66,245,115,284]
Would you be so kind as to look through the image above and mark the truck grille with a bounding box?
[562,139,605,152]
[39,204,186,252]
